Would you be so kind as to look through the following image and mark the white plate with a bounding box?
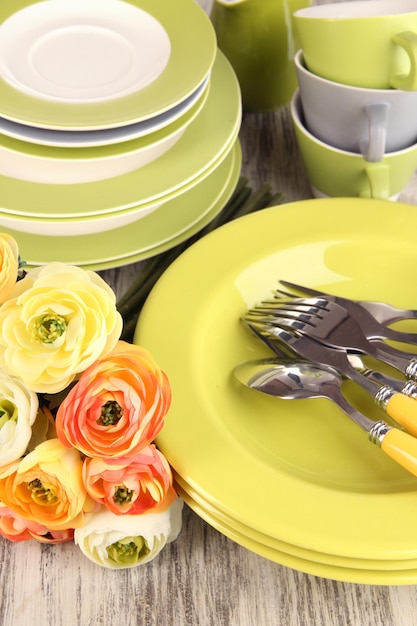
[0,0,171,103]
[0,0,217,129]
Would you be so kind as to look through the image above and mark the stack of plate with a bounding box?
[135,197,417,585]
[0,0,242,269]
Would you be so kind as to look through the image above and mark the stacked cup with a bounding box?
[291,0,417,200]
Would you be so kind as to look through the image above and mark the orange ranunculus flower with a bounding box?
[0,502,46,542]
[0,233,19,305]
[0,503,74,543]
[31,527,74,544]
[82,444,176,516]
[56,341,171,459]
[0,438,90,531]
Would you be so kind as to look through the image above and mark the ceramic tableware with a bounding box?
[0,50,242,218]
[0,200,163,238]
[6,141,241,267]
[174,471,417,573]
[0,0,171,103]
[0,80,209,184]
[291,90,417,199]
[294,50,417,161]
[211,0,311,111]
[0,76,210,148]
[176,482,417,585]
[135,196,417,565]
[0,0,217,129]
[293,0,417,90]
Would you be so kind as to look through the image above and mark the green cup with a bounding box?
[293,0,417,90]
[291,90,417,200]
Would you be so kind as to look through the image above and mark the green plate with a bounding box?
[135,197,417,562]
[174,473,417,572]
[177,484,417,585]
[0,77,209,164]
[0,50,241,218]
[0,0,217,129]
[0,77,209,148]
[12,141,241,270]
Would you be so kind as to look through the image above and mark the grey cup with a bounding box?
[295,49,417,161]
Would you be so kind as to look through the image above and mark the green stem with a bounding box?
[116,177,250,313]
[118,180,284,342]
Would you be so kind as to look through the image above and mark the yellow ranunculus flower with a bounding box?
[0,263,123,393]
[0,233,19,305]
[0,438,89,530]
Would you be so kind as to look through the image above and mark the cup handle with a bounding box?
[359,103,389,163]
[390,31,417,90]
[359,162,390,200]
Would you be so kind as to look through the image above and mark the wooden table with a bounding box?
[2,2,417,624]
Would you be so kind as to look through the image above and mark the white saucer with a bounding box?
[0,0,171,103]
[0,0,217,129]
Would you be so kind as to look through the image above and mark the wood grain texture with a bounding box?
[2,1,417,624]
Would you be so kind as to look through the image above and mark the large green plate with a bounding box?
[135,197,417,562]
[174,473,417,572]
[177,483,417,585]
[0,0,217,129]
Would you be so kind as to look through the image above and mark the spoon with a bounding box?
[233,357,417,477]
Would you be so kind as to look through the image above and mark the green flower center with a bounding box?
[113,484,134,505]
[0,399,17,429]
[33,311,68,344]
[97,400,123,426]
[106,536,150,565]
[28,478,58,505]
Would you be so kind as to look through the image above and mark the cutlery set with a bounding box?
[239,281,417,477]
[233,357,417,473]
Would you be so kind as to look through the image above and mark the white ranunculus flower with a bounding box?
[74,497,183,569]
[0,370,38,467]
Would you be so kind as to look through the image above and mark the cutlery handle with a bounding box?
[385,392,417,437]
[380,428,417,477]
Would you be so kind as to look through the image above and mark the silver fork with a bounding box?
[247,320,417,397]
[242,319,417,437]
[246,297,417,379]
[279,280,417,341]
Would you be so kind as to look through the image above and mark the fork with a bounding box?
[279,280,417,342]
[247,320,417,398]
[246,298,417,379]
[242,318,417,437]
